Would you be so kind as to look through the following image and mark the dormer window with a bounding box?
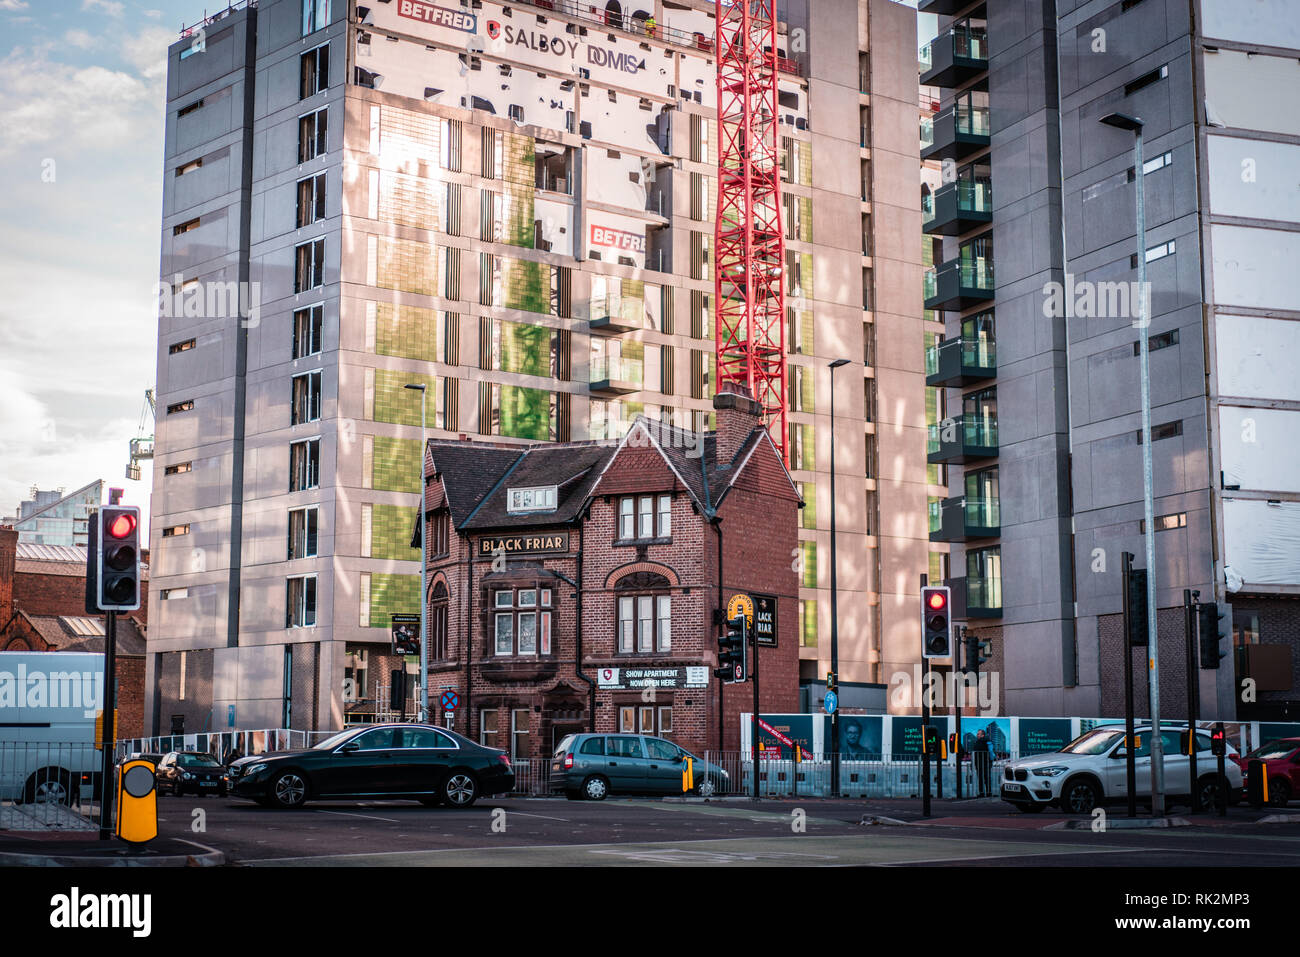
[506,485,557,513]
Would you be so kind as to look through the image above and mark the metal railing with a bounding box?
[956,104,991,137]
[117,728,335,764]
[180,0,255,37]
[0,742,106,831]
[590,356,644,386]
[699,751,1023,799]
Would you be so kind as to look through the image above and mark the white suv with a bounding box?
[1000,726,1243,814]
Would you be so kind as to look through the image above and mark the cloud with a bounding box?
[0,0,30,11]
[119,25,176,82]
[64,29,97,50]
[81,0,125,16]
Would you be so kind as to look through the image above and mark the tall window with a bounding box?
[300,44,329,98]
[289,438,321,491]
[492,587,553,657]
[286,575,317,627]
[291,370,322,424]
[296,173,326,227]
[293,305,323,359]
[431,582,449,659]
[288,507,318,559]
[511,709,530,760]
[430,509,450,557]
[298,108,328,162]
[617,594,671,653]
[479,709,499,748]
[302,0,330,36]
[617,494,671,541]
[295,238,325,292]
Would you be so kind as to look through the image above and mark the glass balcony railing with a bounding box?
[923,267,938,302]
[590,357,643,386]
[958,257,994,292]
[964,496,1000,529]
[591,295,647,328]
[956,105,991,137]
[962,335,996,368]
[922,192,936,227]
[963,413,998,448]
[967,571,1002,612]
[928,499,943,534]
[920,117,935,150]
[952,27,988,61]
[918,44,933,73]
[955,179,992,214]
[925,343,940,377]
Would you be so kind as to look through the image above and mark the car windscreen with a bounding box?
[1248,740,1299,760]
[177,753,223,768]
[1059,729,1126,755]
[313,729,359,750]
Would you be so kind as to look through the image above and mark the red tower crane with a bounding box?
[714,0,787,462]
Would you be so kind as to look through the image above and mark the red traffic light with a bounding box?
[107,512,137,539]
[927,590,947,611]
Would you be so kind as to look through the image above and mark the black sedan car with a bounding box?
[227,724,514,809]
[156,751,230,796]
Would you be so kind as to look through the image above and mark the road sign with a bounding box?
[441,690,460,712]
[727,592,754,630]
[823,690,838,715]
[227,705,236,728]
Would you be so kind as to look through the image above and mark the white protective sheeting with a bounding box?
[1215,315,1300,403]
[1219,406,1300,494]
[1222,499,1300,587]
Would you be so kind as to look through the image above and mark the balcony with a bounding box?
[923,255,994,311]
[589,356,643,395]
[920,105,990,162]
[925,334,996,387]
[929,495,1000,543]
[922,179,992,236]
[945,574,1003,619]
[927,413,998,464]
[920,28,988,88]
[590,297,647,335]
[919,0,986,16]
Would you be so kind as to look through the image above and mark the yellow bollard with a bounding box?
[116,759,158,845]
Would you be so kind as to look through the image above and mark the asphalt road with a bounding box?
[152,793,1300,867]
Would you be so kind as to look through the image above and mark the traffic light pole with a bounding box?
[751,615,759,803]
[1184,589,1200,812]
[920,573,931,818]
[98,610,117,840]
[955,626,964,801]
[1121,551,1137,818]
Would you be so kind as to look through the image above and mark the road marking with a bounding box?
[315,809,400,824]
[871,846,1145,866]
[503,810,570,823]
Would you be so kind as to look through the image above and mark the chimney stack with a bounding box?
[0,526,17,625]
[713,384,763,465]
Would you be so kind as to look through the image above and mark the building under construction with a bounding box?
[146,0,928,733]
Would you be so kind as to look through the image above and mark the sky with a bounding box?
[0,0,218,526]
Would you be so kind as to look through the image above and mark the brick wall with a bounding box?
[154,648,214,734]
[1228,595,1300,716]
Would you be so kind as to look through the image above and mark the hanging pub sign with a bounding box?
[753,593,777,647]
[391,614,420,656]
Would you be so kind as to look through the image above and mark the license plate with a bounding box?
[1003,782,1023,792]
[200,781,217,787]
[551,763,560,772]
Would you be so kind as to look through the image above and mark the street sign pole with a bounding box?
[920,573,931,818]
[955,625,964,801]
[99,610,117,841]
[1185,589,1201,812]
[1121,551,1137,818]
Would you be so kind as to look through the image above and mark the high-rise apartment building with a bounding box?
[146,0,928,733]
[919,0,1300,720]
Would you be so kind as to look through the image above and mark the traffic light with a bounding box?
[1198,601,1229,670]
[715,613,748,683]
[97,506,141,612]
[1210,722,1226,757]
[1126,567,1149,647]
[826,671,837,692]
[922,725,940,757]
[921,586,951,659]
[948,732,959,756]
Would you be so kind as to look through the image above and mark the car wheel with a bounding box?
[695,776,717,798]
[270,770,308,809]
[582,775,609,801]
[1267,778,1291,807]
[443,772,479,808]
[1015,802,1045,813]
[1061,777,1101,815]
[1196,774,1226,811]
[23,768,75,806]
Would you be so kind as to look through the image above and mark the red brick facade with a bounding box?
[420,404,801,761]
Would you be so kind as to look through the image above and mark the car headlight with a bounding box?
[1032,766,1069,777]
[244,763,268,776]
[182,772,194,780]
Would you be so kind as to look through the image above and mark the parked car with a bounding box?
[1000,726,1243,814]
[550,733,729,800]
[227,724,513,809]
[155,751,229,797]
[1232,737,1300,806]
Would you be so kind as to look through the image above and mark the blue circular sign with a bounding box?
[441,691,460,712]
[823,691,838,715]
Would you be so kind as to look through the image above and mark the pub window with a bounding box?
[479,709,498,748]
[617,594,671,653]
[430,509,450,557]
[492,587,553,656]
[431,582,449,659]
[511,709,530,760]
[617,494,670,540]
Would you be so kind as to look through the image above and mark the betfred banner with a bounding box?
[589,223,646,255]
[396,0,478,32]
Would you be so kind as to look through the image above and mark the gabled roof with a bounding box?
[12,480,103,526]
[14,541,149,579]
[22,612,147,656]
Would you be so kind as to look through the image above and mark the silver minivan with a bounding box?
[550,733,729,800]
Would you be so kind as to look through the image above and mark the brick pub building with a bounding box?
[420,388,799,761]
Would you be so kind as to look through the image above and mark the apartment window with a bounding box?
[291,370,322,425]
[1133,328,1178,355]
[286,575,318,628]
[177,98,203,118]
[160,588,189,600]
[175,158,202,176]
[289,438,321,491]
[163,462,193,476]
[166,400,194,414]
[508,104,525,122]
[293,305,323,359]
[295,238,325,292]
[300,44,330,99]
[442,118,463,171]
[302,0,330,36]
[1135,420,1182,443]
[1132,240,1175,267]
[162,524,190,538]
[288,507,319,559]
[298,108,328,162]
[1123,63,1168,97]
[617,594,671,653]
[1139,512,1188,533]
[169,338,196,354]
[173,218,200,236]
[430,509,450,557]
[492,588,553,656]
[296,173,327,227]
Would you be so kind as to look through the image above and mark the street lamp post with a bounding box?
[828,358,849,796]
[404,382,429,724]
[1100,111,1163,816]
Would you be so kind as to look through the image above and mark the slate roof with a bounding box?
[24,613,147,655]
